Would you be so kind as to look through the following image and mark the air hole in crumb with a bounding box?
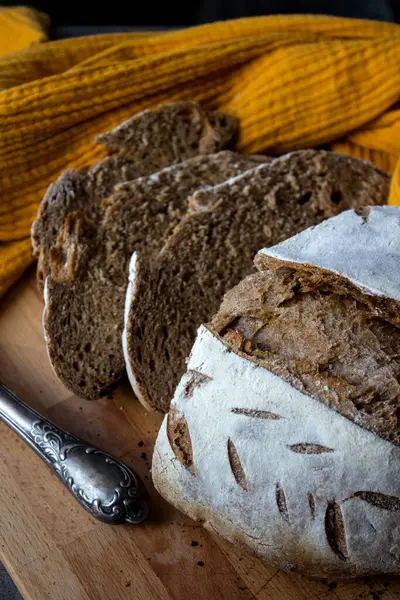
[164,347,170,361]
[162,326,168,340]
[149,359,155,372]
[297,191,312,205]
[78,352,83,360]
[105,334,113,344]
[84,343,91,352]
[73,362,79,371]
[78,379,86,388]
[137,346,142,364]
[330,190,342,205]
[181,270,193,283]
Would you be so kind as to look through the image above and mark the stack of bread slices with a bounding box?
[32,101,389,408]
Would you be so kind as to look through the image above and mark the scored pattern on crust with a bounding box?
[164,402,400,564]
[325,500,349,562]
[346,491,400,512]
[231,407,282,420]
[276,483,290,523]
[308,492,316,519]
[227,438,248,491]
[166,363,400,565]
[184,370,213,398]
[288,443,334,454]
[166,409,195,475]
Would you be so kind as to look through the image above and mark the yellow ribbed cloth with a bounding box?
[1,7,400,298]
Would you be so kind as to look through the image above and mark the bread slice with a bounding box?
[152,206,400,578]
[124,150,389,414]
[32,102,237,288]
[43,152,263,400]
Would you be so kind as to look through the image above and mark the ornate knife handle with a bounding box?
[0,384,149,524]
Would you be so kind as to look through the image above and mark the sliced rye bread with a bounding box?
[123,150,390,414]
[43,152,264,400]
[32,102,237,289]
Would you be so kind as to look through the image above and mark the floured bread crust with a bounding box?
[153,207,400,577]
[153,326,400,578]
[256,206,400,304]
[212,268,400,445]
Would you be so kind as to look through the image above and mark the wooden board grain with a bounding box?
[1,269,400,600]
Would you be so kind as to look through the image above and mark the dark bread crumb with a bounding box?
[44,151,259,400]
[127,150,389,413]
[32,102,237,288]
[327,582,338,591]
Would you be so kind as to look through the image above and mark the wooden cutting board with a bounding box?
[1,269,399,600]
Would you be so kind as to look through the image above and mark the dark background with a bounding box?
[1,1,398,28]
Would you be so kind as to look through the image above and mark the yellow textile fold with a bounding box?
[1,9,400,299]
[0,7,48,56]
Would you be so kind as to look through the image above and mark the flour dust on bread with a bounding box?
[43,152,262,400]
[124,150,389,414]
[214,207,400,446]
[31,102,237,289]
[152,207,400,578]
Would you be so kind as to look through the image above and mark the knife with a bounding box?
[0,384,149,524]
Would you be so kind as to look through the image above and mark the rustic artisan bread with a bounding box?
[124,150,389,414]
[152,206,400,578]
[32,101,237,288]
[43,152,262,400]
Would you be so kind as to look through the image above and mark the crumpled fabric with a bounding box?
[1,8,399,298]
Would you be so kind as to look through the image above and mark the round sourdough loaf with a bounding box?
[152,206,400,578]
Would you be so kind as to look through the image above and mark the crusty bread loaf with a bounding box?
[43,152,262,400]
[32,102,237,288]
[124,150,389,414]
[152,206,400,578]
[214,206,400,445]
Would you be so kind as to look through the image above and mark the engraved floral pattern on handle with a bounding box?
[0,384,148,525]
[29,420,149,524]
